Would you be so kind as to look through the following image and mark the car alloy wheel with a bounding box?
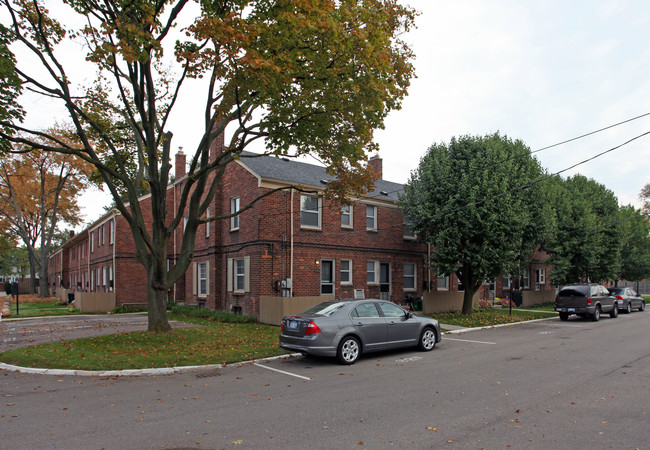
[641,302,646,312]
[419,328,437,351]
[337,336,360,365]
[591,306,600,321]
[626,302,631,314]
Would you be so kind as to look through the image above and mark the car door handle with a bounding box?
[355,322,363,326]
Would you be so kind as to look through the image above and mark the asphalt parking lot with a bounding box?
[0,314,196,353]
[3,310,649,449]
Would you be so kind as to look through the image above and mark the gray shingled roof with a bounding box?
[238,152,404,202]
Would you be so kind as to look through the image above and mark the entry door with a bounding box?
[379,262,391,300]
[321,259,334,295]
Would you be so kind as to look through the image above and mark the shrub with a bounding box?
[170,304,257,323]
[479,300,492,308]
[112,304,148,314]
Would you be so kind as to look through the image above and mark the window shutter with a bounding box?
[192,262,197,295]
[244,256,250,292]
[227,258,233,292]
[206,261,210,295]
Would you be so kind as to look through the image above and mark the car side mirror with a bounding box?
[406,312,414,319]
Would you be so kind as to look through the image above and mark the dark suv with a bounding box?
[555,283,618,321]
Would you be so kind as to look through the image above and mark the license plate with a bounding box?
[288,320,298,329]
[568,308,575,313]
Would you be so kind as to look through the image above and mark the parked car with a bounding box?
[555,283,618,321]
[279,299,442,364]
[608,287,646,313]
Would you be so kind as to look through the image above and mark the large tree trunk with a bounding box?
[28,259,37,294]
[459,264,481,315]
[38,247,49,298]
[146,257,172,333]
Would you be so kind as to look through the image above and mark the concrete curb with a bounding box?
[0,317,557,377]
[442,316,556,335]
[0,353,302,378]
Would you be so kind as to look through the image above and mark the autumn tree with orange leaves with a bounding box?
[0,133,94,296]
[0,0,416,332]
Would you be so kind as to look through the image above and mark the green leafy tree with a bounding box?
[0,0,416,332]
[0,137,93,296]
[641,183,650,215]
[400,133,549,315]
[616,205,650,282]
[0,245,29,280]
[546,175,621,285]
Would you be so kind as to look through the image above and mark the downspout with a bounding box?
[290,188,294,297]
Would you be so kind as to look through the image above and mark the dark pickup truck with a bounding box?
[555,283,618,321]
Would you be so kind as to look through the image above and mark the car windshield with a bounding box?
[302,302,347,316]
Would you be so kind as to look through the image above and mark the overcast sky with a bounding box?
[71,0,650,223]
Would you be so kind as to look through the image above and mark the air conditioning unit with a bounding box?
[354,289,365,299]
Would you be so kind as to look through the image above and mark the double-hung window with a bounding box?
[437,275,449,290]
[300,195,321,229]
[341,205,353,228]
[235,259,246,291]
[340,259,352,285]
[227,257,250,293]
[403,221,416,239]
[403,263,416,291]
[231,197,240,230]
[205,208,211,237]
[366,205,377,230]
[367,261,378,284]
[198,262,208,296]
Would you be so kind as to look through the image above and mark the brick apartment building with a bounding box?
[49,138,554,316]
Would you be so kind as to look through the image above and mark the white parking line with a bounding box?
[253,362,311,381]
[444,337,496,345]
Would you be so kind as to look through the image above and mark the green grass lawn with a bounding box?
[5,298,82,317]
[0,315,287,371]
[429,308,556,328]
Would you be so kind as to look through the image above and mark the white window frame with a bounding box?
[235,259,246,292]
[205,207,211,237]
[367,260,378,285]
[403,262,417,291]
[231,197,240,231]
[437,275,449,290]
[109,220,114,244]
[366,205,377,231]
[198,262,208,297]
[341,205,353,229]
[300,195,321,229]
[227,257,250,293]
[403,221,417,240]
[522,269,530,288]
[502,275,511,289]
[340,259,352,285]
[536,268,546,284]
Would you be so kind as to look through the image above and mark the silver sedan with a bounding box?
[279,299,442,364]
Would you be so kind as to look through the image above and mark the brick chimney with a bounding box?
[368,154,382,179]
[209,122,226,164]
[175,149,186,179]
